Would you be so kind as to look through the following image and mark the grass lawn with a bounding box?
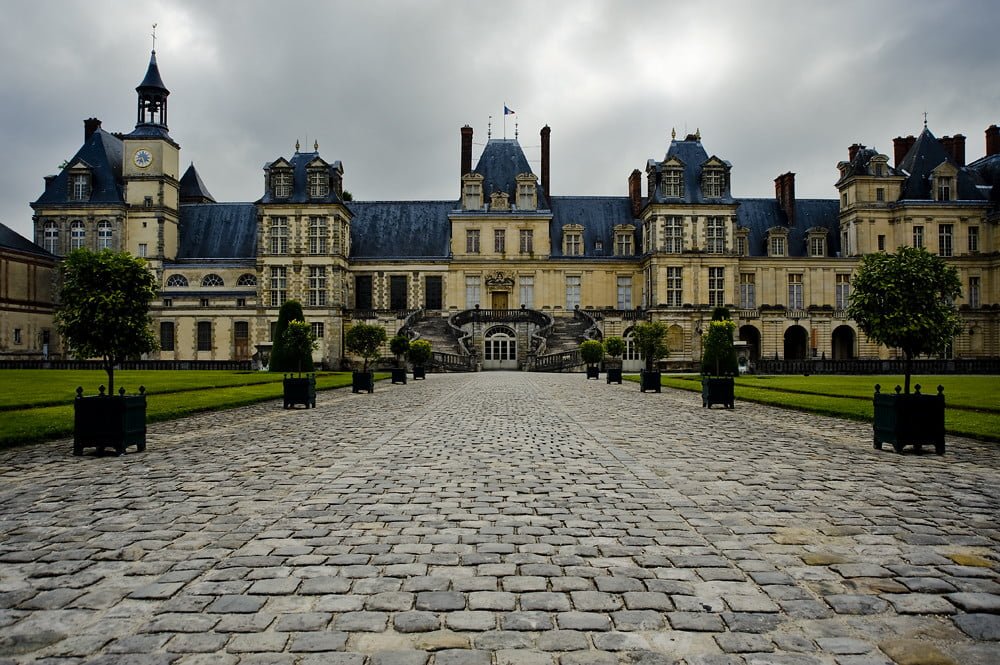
[0,370,390,448]
[625,373,1000,442]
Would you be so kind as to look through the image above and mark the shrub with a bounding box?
[603,336,625,359]
[702,319,739,376]
[269,301,312,372]
[579,340,604,366]
[407,339,433,366]
[344,323,387,371]
[631,321,669,371]
[389,335,410,367]
[282,320,317,375]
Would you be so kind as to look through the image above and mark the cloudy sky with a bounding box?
[2,0,998,241]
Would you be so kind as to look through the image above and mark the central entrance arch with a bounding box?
[783,325,809,360]
[483,325,518,370]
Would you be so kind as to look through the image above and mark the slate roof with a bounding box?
[898,128,984,201]
[647,137,735,204]
[258,151,345,205]
[33,129,124,207]
[0,222,52,258]
[836,146,898,181]
[549,197,639,258]
[736,198,841,257]
[966,153,1000,203]
[136,51,169,93]
[177,203,257,259]
[474,139,549,207]
[179,164,216,203]
[348,201,453,259]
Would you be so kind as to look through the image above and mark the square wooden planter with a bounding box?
[412,366,426,380]
[606,367,623,384]
[873,384,945,454]
[702,376,735,409]
[352,370,375,394]
[640,370,661,393]
[586,366,600,380]
[283,374,316,409]
[73,386,147,456]
[391,368,408,385]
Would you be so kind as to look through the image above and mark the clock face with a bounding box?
[133,149,153,168]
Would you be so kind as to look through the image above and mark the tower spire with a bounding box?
[135,44,170,128]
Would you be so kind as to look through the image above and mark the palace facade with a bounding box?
[23,50,1000,369]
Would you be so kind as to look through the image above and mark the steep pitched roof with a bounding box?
[179,164,216,203]
[966,153,1000,203]
[473,139,548,208]
[348,201,453,259]
[258,150,346,204]
[0,222,53,258]
[136,50,169,93]
[736,198,841,257]
[897,128,984,201]
[32,128,124,207]
[177,203,257,259]
[549,197,639,258]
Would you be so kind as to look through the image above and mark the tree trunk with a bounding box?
[904,351,913,394]
[105,357,115,395]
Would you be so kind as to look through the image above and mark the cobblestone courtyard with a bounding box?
[1,372,998,665]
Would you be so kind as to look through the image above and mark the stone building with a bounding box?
[28,50,1000,369]
[0,223,58,359]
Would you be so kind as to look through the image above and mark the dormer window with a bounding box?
[272,170,292,199]
[662,168,683,198]
[462,173,484,211]
[702,168,724,198]
[308,169,328,198]
[68,171,91,201]
[563,224,584,256]
[516,174,537,211]
[767,227,788,257]
[936,176,953,201]
[614,224,635,256]
[807,228,828,257]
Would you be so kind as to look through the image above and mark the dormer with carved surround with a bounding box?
[766,226,789,257]
[489,191,510,211]
[660,158,685,199]
[268,158,293,200]
[700,157,729,199]
[462,173,484,211]
[65,161,93,202]
[515,173,537,211]
[806,227,828,257]
[613,224,636,256]
[306,157,330,199]
[931,161,959,201]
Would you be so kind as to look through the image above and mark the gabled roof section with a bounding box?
[348,201,453,259]
[897,128,984,201]
[736,198,841,257]
[177,203,257,259]
[647,135,735,204]
[473,139,549,209]
[549,197,639,258]
[258,150,346,204]
[32,128,124,207]
[0,222,53,259]
[179,164,215,203]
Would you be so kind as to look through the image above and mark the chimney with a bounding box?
[460,125,473,177]
[848,143,863,162]
[987,125,1000,157]
[940,134,965,166]
[628,169,642,218]
[540,125,551,202]
[84,117,102,141]
[893,135,916,167]
[774,172,796,227]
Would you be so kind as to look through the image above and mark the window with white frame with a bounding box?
[809,236,826,257]
[272,170,292,198]
[616,276,632,309]
[708,267,725,307]
[876,187,885,202]
[565,275,581,309]
[913,225,924,249]
[308,170,328,198]
[138,243,147,258]
[201,274,224,287]
[836,274,850,310]
[936,176,953,201]
[70,221,85,250]
[311,322,325,339]
[517,182,534,210]
[237,273,257,286]
[494,229,506,254]
[519,229,533,254]
[309,266,327,306]
[519,276,534,308]
[623,333,641,361]
[702,169,724,198]
[666,267,682,307]
[969,226,979,253]
[97,221,112,250]
[739,273,756,309]
[662,168,683,198]
[270,266,287,307]
[665,216,683,253]
[564,231,583,256]
[166,274,188,287]
[788,273,803,309]
[463,180,483,210]
[42,222,59,254]
[939,224,953,257]
[615,231,634,256]
[71,174,89,201]
[270,217,288,254]
[309,216,327,254]
[465,276,480,309]
[770,235,786,257]
[969,276,980,309]
[466,229,480,254]
[706,217,726,253]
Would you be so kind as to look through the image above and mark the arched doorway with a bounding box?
[483,325,517,370]
[739,325,761,361]
[622,327,643,373]
[831,325,856,360]
[783,325,809,360]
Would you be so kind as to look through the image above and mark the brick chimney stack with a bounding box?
[986,125,1000,157]
[774,172,796,227]
[848,144,863,162]
[628,169,642,218]
[893,135,916,167]
[84,118,102,141]
[460,125,473,177]
[540,125,551,202]
[940,135,967,167]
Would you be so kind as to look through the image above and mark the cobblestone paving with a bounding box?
[1,372,998,665]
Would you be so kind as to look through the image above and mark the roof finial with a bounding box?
[671,127,676,140]
[488,116,492,140]
[695,127,701,140]
[314,140,319,151]
[923,111,928,129]
[515,121,518,140]
[295,139,300,152]
[151,23,157,53]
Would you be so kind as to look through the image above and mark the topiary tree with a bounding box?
[269,300,312,372]
[631,321,669,372]
[847,246,962,394]
[283,320,317,375]
[389,335,410,367]
[701,319,739,376]
[56,249,158,395]
[344,323,387,372]
[407,339,432,367]
[579,340,604,367]
[603,336,625,361]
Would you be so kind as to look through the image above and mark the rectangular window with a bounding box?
[519,276,534,308]
[43,223,59,254]
[565,232,583,256]
[309,171,328,198]
[144,195,153,207]
[97,222,112,250]
[736,234,747,257]
[494,229,506,254]
[938,224,953,257]
[309,266,327,307]
[809,236,825,257]
[706,217,726,253]
[160,321,175,351]
[390,275,408,310]
[937,176,952,201]
[311,322,325,339]
[163,298,172,307]
[270,266,287,307]
[836,274,850,310]
[200,298,209,307]
[969,276,981,309]
[565,275,581,309]
[236,298,246,307]
[841,192,848,207]
[13,328,21,344]
[197,321,212,352]
[71,174,88,201]
[465,276,480,309]
[913,225,924,249]
[708,267,725,307]
[270,217,288,254]
[517,184,533,210]
[70,222,85,250]
[739,273,756,309]
[662,169,683,198]
[616,276,632,309]
[770,236,786,257]
[702,170,723,198]
[877,234,886,251]
[519,229,533,254]
[665,216,683,253]
[876,187,885,202]
[788,273,804,310]
[666,267,682,307]
[355,274,373,309]
[968,226,979,253]
[138,243,147,257]
[463,183,482,210]
[309,216,327,254]
[425,276,443,309]
[615,233,633,256]
[273,171,292,198]
[466,229,480,254]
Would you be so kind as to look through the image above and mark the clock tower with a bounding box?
[122,48,180,265]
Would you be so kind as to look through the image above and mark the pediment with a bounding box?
[269,157,292,170]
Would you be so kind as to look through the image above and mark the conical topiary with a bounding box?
[269,300,314,372]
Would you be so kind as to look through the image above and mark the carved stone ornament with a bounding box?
[484,271,515,289]
[490,191,510,210]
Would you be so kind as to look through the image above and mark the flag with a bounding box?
[504,105,515,115]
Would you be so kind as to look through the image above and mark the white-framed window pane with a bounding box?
[43,222,59,254]
[565,275,581,309]
[311,322,325,339]
[708,267,724,306]
[519,276,534,308]
[270,217,288,254]
[309,266,327,307]
[706,217,725,253]
[913,226,924,248]
[616,276,632,309]
[466,229,480,254]
[666,267,682,307]
[309,216,327,254]
[270,267,287,307]
[465,276,480,309]
[835,274,850,309]
[70,221,85,250]
[97,221,113,250]
[969,227,979,253]
[939,224,953,257]
[519,229,533,254]
[788,274,803,310]
[665,217,683,253]
[739,273,755,309]
[273,171,291,198]
[969,276,980,308]
[494,229,505,253]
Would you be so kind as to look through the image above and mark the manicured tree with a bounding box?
[579,340,604,367]
[269,300,310,372]
[701,319,739,376]
[407,339,433,366]
[847,246,962,394]
[390,335,410,367]
[631,321,669,372]
[344,323,388,372]
[603,336,626,361]
[56,249,158,395]
[283,320,317,375]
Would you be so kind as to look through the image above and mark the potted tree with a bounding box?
[344,322,387,393]
[408,339,432,379]
[269,300,313,373]
[579,339,604,379]
[604,336,625,384]
[632,321,668,392]
[57,249,157,456]
[389,335,410,385]
[848,246,962,454]
[701,308,738,409]
[281,320,317,408]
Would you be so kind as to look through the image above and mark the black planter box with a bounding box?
[702,376,735,409]
[412,366,426,380]
[586,366,600,380]
[73,386,147,456]
[640,370,661,393]
[873,384,945,454]
[391,368,408,385]
[352,370,375,394]
[283,374,316,409]
[606,367,623,384]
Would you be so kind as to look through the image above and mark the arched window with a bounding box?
[97,221,113,250]
[237,273,257,287]
[623,329,642,361]
[201,274,225,287]
[70,221,85,250]
[43,222,59,254]
[166,274,189,287]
